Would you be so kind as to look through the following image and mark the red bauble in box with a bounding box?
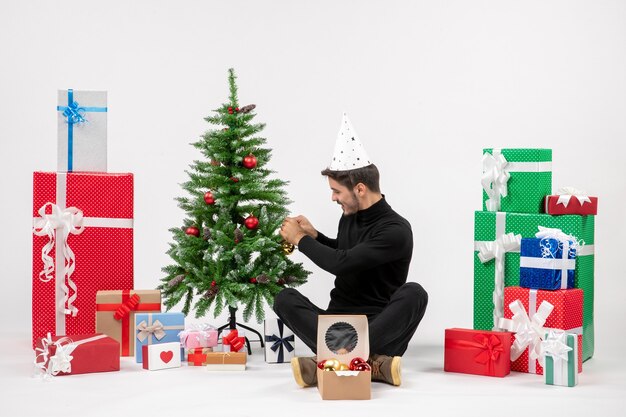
[444,328,511,377]
[32,172,134,348]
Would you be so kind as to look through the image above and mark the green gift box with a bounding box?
[482,148,552,213]
[473,211,595,361]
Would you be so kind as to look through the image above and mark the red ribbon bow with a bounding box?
[449,333,504,376]
[113,293,140,320]
[223,330,245,352]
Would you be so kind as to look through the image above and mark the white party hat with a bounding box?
[329,113,372,171]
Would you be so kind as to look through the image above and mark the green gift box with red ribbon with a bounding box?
[96,290,161,356]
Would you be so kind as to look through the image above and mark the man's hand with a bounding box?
[293,215,318,239]
[280,217,307,245]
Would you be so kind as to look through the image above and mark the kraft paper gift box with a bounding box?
[264,318,295,363]
[544,188,598,216]
[542,331,579,387]
[178,324,218,349]
[473,210,595,361]
[32,172,134,348]
[444,328,511,377]
[482,148,552,213]
[204,352,247,370]
[187,348,214,366]
[57,89,107,172]
[519,236,577,290]
[34,333,119,377]
[96,290,161,356]
[135,312,185,363]
[142,342,181,371]
[499,287,583,375]
[317,315,371,400]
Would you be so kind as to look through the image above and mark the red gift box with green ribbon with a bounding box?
[444,328,512,377]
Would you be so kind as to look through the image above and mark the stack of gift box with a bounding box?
[445,148,597,387]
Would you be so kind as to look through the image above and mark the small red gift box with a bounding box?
[444,328,511,377]
[544,192,597,215]
[32,172,134,348]
[502,287,583,375]
[34,333,120,376]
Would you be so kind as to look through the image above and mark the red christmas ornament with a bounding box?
[185,226,200,237]
[249,277,257,284]
[244,215,259,230]
[228,106,233,114]
[235,107,240,112]
[349,357,367,370]
[230,176,239,183]
[211,280,217,287]
[317,359,327,370]
[204,191,215,205]
[242,154,257,169]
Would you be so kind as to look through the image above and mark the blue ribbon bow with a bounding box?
[265,320,294,363]
[56,89,107,171]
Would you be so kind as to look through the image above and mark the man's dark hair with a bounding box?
[321,164,381,193]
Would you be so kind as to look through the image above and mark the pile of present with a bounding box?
[32,89,295,377]
[445,148,597,387]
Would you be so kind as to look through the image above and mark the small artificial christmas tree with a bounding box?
[159,68,310,324]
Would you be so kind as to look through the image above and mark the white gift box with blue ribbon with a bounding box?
[57,89,107,172]
[519,227,579,290]
[264,318,295,363]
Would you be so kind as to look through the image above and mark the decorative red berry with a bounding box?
[249,277,257,284]
[231,176,239,182]
[211,280,217,287]
[228,106,233,114]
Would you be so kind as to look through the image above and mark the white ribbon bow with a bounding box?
[34,333,77,377]
[136,320,166,342]
[556,186,592,208]
[32,202,85,316]
[536,226,582,256]
[481,151,510,212]
[499,299,554,364]
[476,232,521,328]
[541,330,573,366]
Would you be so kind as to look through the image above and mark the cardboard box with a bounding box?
[444,328,511,377]
[142,341,181,371]
[317,315,370,400]
[32,172,134,348]
[34,333,119,376]
[96,290,161,356]
[204,352,246,370]
[57,89,107,172]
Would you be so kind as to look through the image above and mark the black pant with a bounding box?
[272,282,428,357]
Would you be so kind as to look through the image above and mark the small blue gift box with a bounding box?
[519,237,576,290]
[135,312,185,363]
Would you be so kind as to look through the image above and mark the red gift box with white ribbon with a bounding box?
[32,172,134,347]
[500,286,583,375]
[544,187,597,215]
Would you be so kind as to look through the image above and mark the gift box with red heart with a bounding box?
[142,342,181,371]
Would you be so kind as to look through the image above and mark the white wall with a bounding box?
[2,1,625,353]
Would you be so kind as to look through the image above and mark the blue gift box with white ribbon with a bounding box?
[134,312,185,363]
[519,237,576,290]
[57,89,108,172]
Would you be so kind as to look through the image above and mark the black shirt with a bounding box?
[298,197,413,316]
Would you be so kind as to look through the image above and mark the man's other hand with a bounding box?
[293,215,318,239]
[280,217,307,245]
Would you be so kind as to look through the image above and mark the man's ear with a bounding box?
[354,183,367,196]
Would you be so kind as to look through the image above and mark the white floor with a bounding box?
[2,331,625,417]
